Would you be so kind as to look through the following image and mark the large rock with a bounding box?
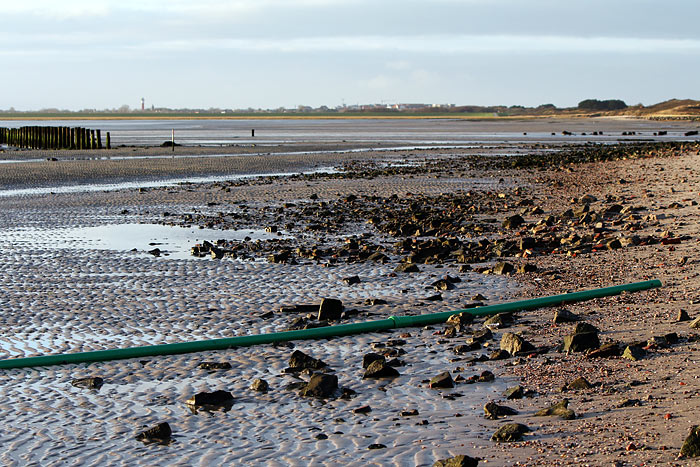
[318,298,343,320]
[394,263,420,273]
[500,332,534,355]
[492,262,515,275]
[299,373,338,398]
[362,353,385,369]
[553,309,580,323]
[186,390,234,407]
[363,360,400,378]
[250,378,269,392]
[491,423,530,442]
[502,214,525,229]
[622,345,646,361]
[483,401,518,420]
[680,425,700,458]
[432,454,479,467]
[563,332,600,353]
[446,312,474,331]
[288,350,327,370]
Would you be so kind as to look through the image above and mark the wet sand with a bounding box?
[0,125,699,465]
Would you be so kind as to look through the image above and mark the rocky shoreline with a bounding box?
[0,138,699,465]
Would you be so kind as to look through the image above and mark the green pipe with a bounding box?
[0,279,660,370]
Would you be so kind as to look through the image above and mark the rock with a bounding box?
[446,312,474,331]
[470,329,493,343]
[250,378,269,392]
[401,409,419,416]
[318,298,343,320]
[563,332,600,353]
[368,252,389,263]
[343,275,361,285]
[353,405,372,414]
[535,399,576,420]
[288,350,327,370]
[471,293,487,301]
[502,214,525,229]
[517,263,538,273]
[71,377,103,389]
[363,360,400,378]
[477,370,495,382]
[574,322,599,334]
[198,362,231,370]
[432,454,479,467]
[368,443,387,449]
[500,332,534,355]
[565,377,593,390]
[492,262,514,275]
[503,386,525,399]
[491,423,530,442]
[429,371,454,389]
[622,345,646,361]
[586,342,621,358]
[186,390,234,407]
[680,425,700,458]
[394,263,420,273]
[484,313,513,328]
[362,353,385,369]
[489,349,510,360]
[689,316,700,329]
[299,373,338,398]
[148,248,161,257]
[483,401,518,420]
[677,309,691,322]
[315,433,328,440]
[553,309,580,323]
[135,422,172,442]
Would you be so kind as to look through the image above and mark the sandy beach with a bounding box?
[0,122,699,466]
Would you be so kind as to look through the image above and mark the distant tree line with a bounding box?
[577,99,628,111]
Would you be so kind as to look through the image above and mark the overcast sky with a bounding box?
[3,0,699,110]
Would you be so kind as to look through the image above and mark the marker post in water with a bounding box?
[171,129,175,152]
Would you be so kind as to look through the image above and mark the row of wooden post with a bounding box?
[0,126,111,150]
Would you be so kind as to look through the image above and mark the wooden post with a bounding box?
[106,132,111,150]
[96,129,102,149]
[251,129,255,137]
[171,129,175,152]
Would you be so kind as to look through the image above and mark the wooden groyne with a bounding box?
[0,126,111,150]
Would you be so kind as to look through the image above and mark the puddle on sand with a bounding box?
[1,223,289,260]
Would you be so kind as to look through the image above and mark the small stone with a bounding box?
[689,316,700,329]
[429,371,454,389]
[318,298,343,320]
[489,349,510,360]
[446,312,474,331]
[677,309,691,322]
[368,443,387,450]
[680,425,700,458]
[622,345,646,361]
[135,422,172,443]
[315,433,328,440]
[491,423,530,442]
[484,312,513,328]
[502,214,525,229]
[477,370,495,382]
[353,405,372,414]
[71,377,103,389]
[517,263,538,274]
[483,401,518,420]
[553,309,580,323]
[250,378,269,392]
[186,390,234,407]
[362,353,385,369]
[535,399,576,420]
[563,332,600,353]
[500,332,534,355]
[343,275,361,285]
[586,342,621,358]
[299,373,338,398]
[148,248,161,257]
[363,360,400,379]
[394,263,420,273]
[503,386,525,399]
[573,322,599,334]
[288,350,327,370]
[566,377,593,390]
[492,262,515,275]
[432,454,479,467]
[198,362,232,370]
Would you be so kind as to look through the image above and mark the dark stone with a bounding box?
[535,399,576,420]
[343,275,361,285]
[563,332,600,353]
[689,316,700,329]
[446,312,474,331]
[680,425,700,458]
[574,322,599,334]
[288,350,327,370]
[250,378,269,392]
[71,377,103,389]
[477,370,495,382]
[432,454,479,467]
[586,342,621,358]
[280,304,319,314]
[489,349,511,360]
[677,309,691,322]
[363,360,400,378]
[198,362,231,370]
[503,386,524,399]
[470,329,493,343]
[401,409,419,416]
[299,373,338,398]
[353,405,372,414]
[454,343,480,354]
[492,262,514,275]
[484,401,518,420]
[186,390,234,407]
[318,298,343,320]
[484,313,513,328]
[553,309,580,323]
[502,214,525,229]
[500,332,534,355]
[148,248,161,257]
[368,444,387,450]
[517,263,538,273]
[622,345,646,361]
[135,422,172,442]
[394,263,420,273]
[429,371,454,389]
[362,353,385,369]
[315,433,328,440]
[491,423,530,442]
[566,377,593,390]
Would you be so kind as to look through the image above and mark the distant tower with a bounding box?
[141,98,145,111]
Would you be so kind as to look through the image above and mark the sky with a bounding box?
[2,0,700,111]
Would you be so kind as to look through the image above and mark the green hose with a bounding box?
[0,279,660,369]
